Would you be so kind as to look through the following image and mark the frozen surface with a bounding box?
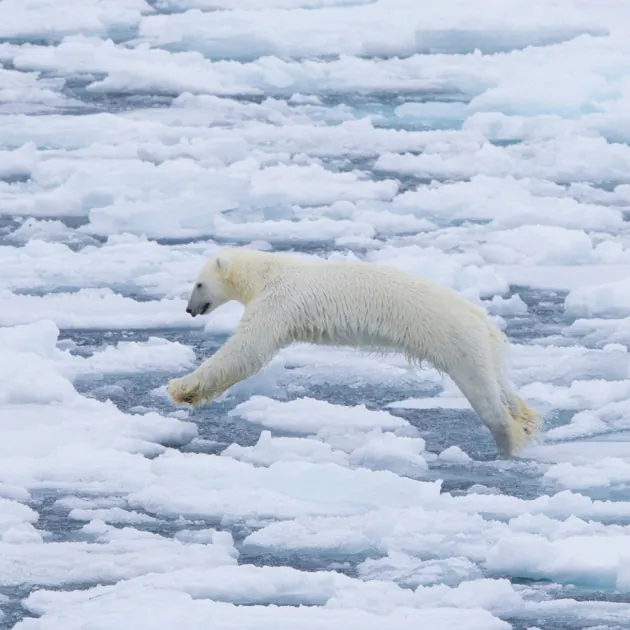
[3,1,630,629]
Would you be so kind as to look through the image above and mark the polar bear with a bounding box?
[167,248,540,457]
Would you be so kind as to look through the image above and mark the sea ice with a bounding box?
[3,0,630,628]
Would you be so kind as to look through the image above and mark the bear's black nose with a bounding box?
[186,307,192,314]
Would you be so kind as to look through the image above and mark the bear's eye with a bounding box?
[196,282,203,289]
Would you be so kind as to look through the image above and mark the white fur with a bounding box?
[168,248,540,457]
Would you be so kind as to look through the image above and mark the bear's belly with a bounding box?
[290,324,407,355]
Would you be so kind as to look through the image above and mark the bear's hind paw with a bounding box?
[167,375,203,406]
[506,397,542,456]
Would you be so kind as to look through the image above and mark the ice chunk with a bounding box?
[378,135,630,185]
[389,396,471,410]
[563,317,630,347]
[129,451,441,522]
[0,321,195,379]
[358,552,483,587]
[438,446,473,464]
[347,431,429,474]
[2,521,237,587]
[0,321,198,493]
[222,430,349,467]
[483,226,594,266]
[0,234,212,300]
[0,289,202,330]
[0,498,39,542]
[137,0,617,60]
[0,142,38,180]
[67,507,160,525]
[519,380,630,412]
[510,343,630,386]
[0,0,151,40]
[0,68,81,115]
[484,293,528,316]
[69,336,196,376]
[545,457,630,491]
[495,264,630,292]
[395,101,467,121]
[565,278,630,318]
[543,400,630,443]
[231,396,410,434]
[18,584,510,630]
[486,533,630,590]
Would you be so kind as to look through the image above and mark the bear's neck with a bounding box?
[224,254,286,305]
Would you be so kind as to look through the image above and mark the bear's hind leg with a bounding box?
[448,364,540,457]
[447,366,514,457]
[490,327,542,454]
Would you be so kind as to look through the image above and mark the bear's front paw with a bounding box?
[167,374,204,406]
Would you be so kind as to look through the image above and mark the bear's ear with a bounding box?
[215,255,230,275]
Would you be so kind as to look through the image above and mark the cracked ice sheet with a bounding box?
[135,0,616,60]
[0,68,83,116]
[0,0,152,41]
[0,320,196,378]
[0,289,205,330]
[376,135,630,185]
[0,143,399,237]
[564,317,630,347]
[2,521,238,587]
[3,127,630,298]
[0,320,260,604]
[237,487,630,593]
[0,232,262,314]
[6,224,628,310]
[0,242,504,332]
[17,590,510,630]
[1,28,628,103]
[3,1,630,630]
[0,323,435,518]
[0,233,583,334]
[0,320,198,495]
[0,234,215,297]
[1,95,629,279]
[15,567,630,630]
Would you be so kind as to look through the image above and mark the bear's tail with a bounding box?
[504,395,542,456]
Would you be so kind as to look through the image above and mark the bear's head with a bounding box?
[185,254,232,317]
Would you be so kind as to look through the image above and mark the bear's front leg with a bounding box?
[167,312,287,408]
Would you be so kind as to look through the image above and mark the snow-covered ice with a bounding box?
[2,0,630,629]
